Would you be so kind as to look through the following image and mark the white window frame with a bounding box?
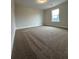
[51,8,60,22]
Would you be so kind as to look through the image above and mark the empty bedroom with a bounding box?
[11,0,68,59]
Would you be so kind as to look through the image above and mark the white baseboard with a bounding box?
[16,25,42,30]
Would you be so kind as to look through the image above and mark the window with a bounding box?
[51,8,60,22]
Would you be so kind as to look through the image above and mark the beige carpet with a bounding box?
[12,26,68,59]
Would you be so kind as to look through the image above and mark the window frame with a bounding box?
[51,8,60,22]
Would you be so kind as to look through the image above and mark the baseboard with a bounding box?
[44,25,68,30]
[16,25,42,30]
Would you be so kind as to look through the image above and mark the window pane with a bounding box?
[52,8,59,22]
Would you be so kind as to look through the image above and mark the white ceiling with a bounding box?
[15,0,68,9]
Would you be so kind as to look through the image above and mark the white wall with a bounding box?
[15,4,43,29]
[43,1,68,28]
[11,0,16,50]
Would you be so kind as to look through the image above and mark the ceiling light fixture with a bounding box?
[37,0,48,4]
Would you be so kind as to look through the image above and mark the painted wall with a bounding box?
[15,4,43,29]
[11,0,16,50]
[43,1,68,28]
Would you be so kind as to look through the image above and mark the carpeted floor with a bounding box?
[12,26,68,59]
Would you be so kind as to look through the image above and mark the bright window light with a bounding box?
[51,8,60,22]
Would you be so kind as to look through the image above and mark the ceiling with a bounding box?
[15,0,68,9]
